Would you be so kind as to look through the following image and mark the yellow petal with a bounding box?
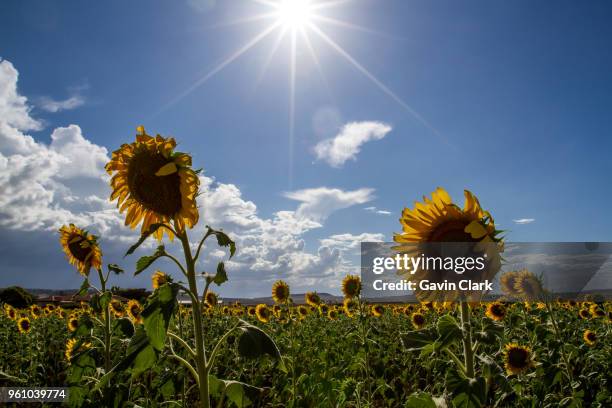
[155,162,178,176]
[465,220,488,239]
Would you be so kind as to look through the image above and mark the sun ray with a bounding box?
[252,26,289,92]
[300,26,334,101]
[312,14,404,40]
[154,22,281,116]
[288,27,297,188]
[208,12,278,29]
[308,23,446,142]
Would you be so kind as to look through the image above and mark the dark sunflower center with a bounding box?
[413,315,425,325]
[586,332,596,341]
[428,219,473,242]
[68,236,93,263]
[127,148,182,217]
[130,305,140,316]
[21,320,30,330]
[508,348,529,368]
[491,304,505,317]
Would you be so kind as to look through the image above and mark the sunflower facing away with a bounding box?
[65,338,92,363]
[503,343,534,375]
[105,126,200,240]
[255,304,271,323]
[17,317,31,334]
[205,291,219,308]
[59,224,103,277]
[342,275,361,299]
[305,291,321,306]
[583,330,597,346]
[271,280,290,304]
[152,271,171,289]
[343,298,358,318]
[394,188,503,302]
[485,302,506,321]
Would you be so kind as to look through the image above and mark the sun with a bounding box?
[275,0,313,30]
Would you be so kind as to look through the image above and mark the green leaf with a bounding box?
[208,375,262,407]
[436,314,461,349]
[74,315,94,337]
[125,223,165,257]
[115,326,158,378]
[237,322,282,360]
[74,279,90,297]
[406,391,437,408]
[446,369,486,408]
[108,264,124,274]
[205,227,236,259]
[400,328,437,350]
[135,245,165,276]
[142,283,178,351]
[67,349,96,384]
[112,317,135,338]
[213,262,228,286]
[100,291,112,310]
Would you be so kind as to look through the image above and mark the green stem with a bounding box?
[96,269,112,373]
[178,229,210,408]
[460,301,475,378]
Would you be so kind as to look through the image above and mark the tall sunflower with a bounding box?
[204,291,219,308]
[394,188,503,302]
[59,224,103,276]
[127,300,143,324]
[65,338,92,363]
[305,291,321,306]
[255,304,271,323]
[105,126,200,240]
[341,275,361,299]
[271,280,290,304]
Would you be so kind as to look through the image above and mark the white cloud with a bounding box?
[364,206,391,215]
[38,94,85,113]
[284,187,375,222]
[513,218,535,225]
[320,233,385,251]
[314,121,392,167]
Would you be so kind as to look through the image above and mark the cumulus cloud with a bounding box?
[513,218,535,225]
[284,187,375,222]
[320,233,385,252]
[314,121,392,167]
[38,94,85,113]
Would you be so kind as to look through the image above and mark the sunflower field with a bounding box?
[0,127,610,407]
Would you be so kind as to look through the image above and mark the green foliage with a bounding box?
[0,286,34,308]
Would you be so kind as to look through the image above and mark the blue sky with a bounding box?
[1,0,612,296]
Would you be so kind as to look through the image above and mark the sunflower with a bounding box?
[411,312,426,329]
[45,304,56,313]
[513,270,543,300]
[343,298,358,318]
[319,304,329,316]
[247,306,256,317]
[127,300,143,324]
[30,305,42,319]
[65,338,92,363]
[59,224,103,276]
[204,291,218,308]
[371,304,385,317]
[297,305,309,319]
[305,291,321,306]
[578,308,591,320]
[271,280,290,304]
[327,309,338,320]
[485,302,506,321]
[105,126,200,240]
[5,306,16,320]
[255,304,271,323]
[589,304,605,318]
[152,271,171,289]
[67,316,79,332]
[499,271,521,297]
[394,188,503,302]
[503,343,534,375]
[583,330,597,346]
[341,275,361,299]
[110,300,125,317]
[17,317,31,334]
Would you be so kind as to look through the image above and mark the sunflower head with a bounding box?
[371,304,385,317]
[394,188,503,302]
[65,338,92,363]
[127,300,143,324]
[297,305,309,319]
[247,306,256,317]
[589,304,604,318]
[305,291,321,306]
[105,126,200,240]
[152,270,172,289]
[343,298,358,318]
[411,312,426,329]
[327,309,338,320]
[110,300,125,317]
[67,316,79,332]
[578,308,591,320]
[5,306,16,320]
[255,304,271,323]
[499,271,522,297]
[485,302,506,322]
[30,305,41,319]
[205,291,219,307]
[318,304,329,316]
[17,317,31,334]
[503,343,534,375]
[271,280,290,304]
[582,330,597,346]
[513,270,543,300]
[342,275,361,299]
[59,224,103,277]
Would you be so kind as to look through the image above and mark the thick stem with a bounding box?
[460,301,475,378]
[97,268,112,373]
[179,230,210,408]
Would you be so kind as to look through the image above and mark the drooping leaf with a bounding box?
[74,279,90,297]
[213,262,228,286]
[446,369,486,408]
[237,322,281,360]
[135,245,165,276]
[124,223,165,257]
[400,328,437,350]
[142,283,179,351]
[436,314,461,349]
[205,227,236,259]
[208,374,263,407]
[108,264,124,275]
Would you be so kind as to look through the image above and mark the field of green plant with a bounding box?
[1,297,610,407]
